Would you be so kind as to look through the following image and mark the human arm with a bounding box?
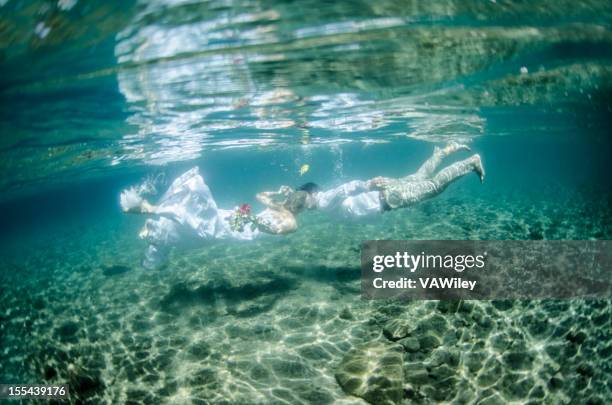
[256,185,293,209]
[316,180,370,210]
[366,176,392,191]
[120,187,158,214]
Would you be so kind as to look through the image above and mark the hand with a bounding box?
[120,188,144,213]
[138,226,148,239]
[367,177,388,190]
[278,185,293,195]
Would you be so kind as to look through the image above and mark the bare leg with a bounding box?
[409,142,471,180]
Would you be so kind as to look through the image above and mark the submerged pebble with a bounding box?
[335,341,404,404]
[101,265,131,276]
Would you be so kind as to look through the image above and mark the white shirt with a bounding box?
[315,180,383,217]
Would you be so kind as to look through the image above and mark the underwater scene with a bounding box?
[0,0,611,404]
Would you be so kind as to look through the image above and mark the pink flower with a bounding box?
[239,203,251,215]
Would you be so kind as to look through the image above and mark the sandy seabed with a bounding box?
[0,186,610,404]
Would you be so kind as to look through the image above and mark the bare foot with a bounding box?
[472,154,485,183]
[443,141,471,155]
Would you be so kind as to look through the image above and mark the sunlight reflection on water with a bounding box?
[0,0,610,195]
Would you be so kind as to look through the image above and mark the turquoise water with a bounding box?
[1,0,611,404]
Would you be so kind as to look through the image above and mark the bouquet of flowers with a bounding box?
[228,203,258,232]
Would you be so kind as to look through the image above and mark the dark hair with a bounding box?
[297,182,319,194]
[283,190,309,214]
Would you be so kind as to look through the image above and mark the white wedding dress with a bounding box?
[136,167,260,268]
